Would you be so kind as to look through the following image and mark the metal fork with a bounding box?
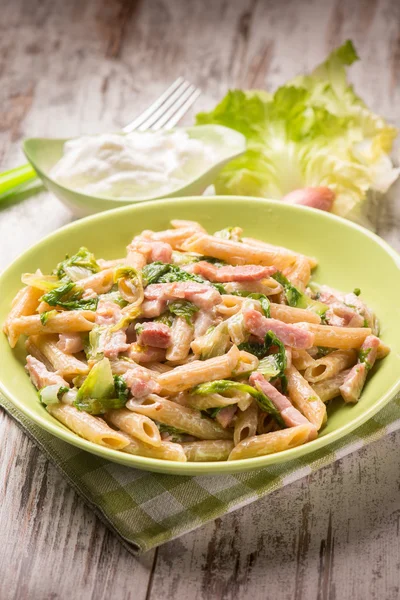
[0,78,201,202]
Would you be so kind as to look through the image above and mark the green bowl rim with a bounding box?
[1,196,400,474]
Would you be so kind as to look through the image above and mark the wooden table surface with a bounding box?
[1,1,400,598]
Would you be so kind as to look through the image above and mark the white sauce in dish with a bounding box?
[50,130,221,199]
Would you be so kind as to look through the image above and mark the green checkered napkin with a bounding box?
[1,393,400,555]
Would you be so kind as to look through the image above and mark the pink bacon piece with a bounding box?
[339,335,380,403]
[123,366,161,398]
[250,373,317,439]
[141,298,168,318]
[57,333,84,354]
[136,322,171,349]
[192,261,277,283]
[26,355,68,390]
[128,240,172,264]
[102,329,129,359]
[243,308,314,349]
[216,405,237,429]
[144,282,221,310]
[95,300,122,326]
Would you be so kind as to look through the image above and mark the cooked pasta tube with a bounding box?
[106,408,161,447]
[234,401,258,446]
[166,317,194,362]
[121,433,187,462]
[127,395,233,440]
[79,268,114,294]
[232,350,259,376]
[8,311,95,348]
[283,256,311,292]
[286,365,327,430]
[27,335,89,379]
[3,285,43,336]
[270,304,321,324]
[304,349,357,383]
[223,279,282,296]
[187,392,240,411]
[170,219,206,232]
[228,424,314,460]
[291,349,316,371]
[126,250,147,270]
[311,370,351,402]
[216,295,243,317]
[140,226,198,248]
[46,403,129,450]
[157,345,240,392]
[181,233,298,269]
[181,440,234,461]
[298,323,372,349]
[241,237,318,269]
[377,340,390,359]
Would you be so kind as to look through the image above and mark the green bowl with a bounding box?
[1,197,400,475]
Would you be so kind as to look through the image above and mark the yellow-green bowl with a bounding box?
[1,197,400,475]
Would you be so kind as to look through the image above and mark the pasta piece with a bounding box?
[170,219,206,232]
[166,317,194,362]
[121,433,187,462]
[97,258,126,269]
[106,409,161,447]
[188,392,240,411]
[286,365,327,430]
[377,340,390,359]
[270,303,321,325]
[228,424,315,460]
[126,250,147,270]
[223,279,282,296]
[216,295,243,317]
[311,370,351,403]
[243,309,315,349]
[303,349,357,383]
[291,349,316,371]
[181,440,234,461]
[234,401,258,445]
[241,236,318,269]
[339,335,380,403]
[138,227,199,249]
[181,233,298,269]
[7,311,95,348]
[127,395,233,440]
[26,335,89,379]
[157,345,240,392]
[147,362,174,374]
[3,285,43,336]
[232,350,259,376]
[78,269,114,294]
[298,323,372,349]
[46,403,129,450]
[283,256,311,292]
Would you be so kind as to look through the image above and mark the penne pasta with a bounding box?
[170,219,206,232]
[228,424,314,460]
[223,279,282,296]
[157,345,240,392]
[3,285,43,337]
[8,311,95,348]
[311,370,351,403]
[304,349,357,383]
[241,237,318,269]
[234,401,258,445]
[181,440,234,461]
[283,256,311,292]
[79,268,114,294]
[47,403,129,449]
[286,365,327,430]
[127,395,233,440]
[291,348,316,371]
[121,433,187,462]
[270,303,321,324]
[166,317,194,362]
[298,323,372,349]
[106,408,161,446]
[26,335,89,379]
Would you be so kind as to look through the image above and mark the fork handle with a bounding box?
[0,164,38,199]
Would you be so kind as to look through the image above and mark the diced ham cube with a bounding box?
[136,322,171,348]
[243,308,314,349]
[123,366,161,398]
[192,262,277,283]
[216,405,237,429]
[95,300,122,326]
[102,329,129,359]
[57,333,84,354]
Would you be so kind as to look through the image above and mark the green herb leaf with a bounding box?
[142,261,225,292]
[231,291,271,317]
[55,247,100,281]
[74,358,126,414]
[113,375,129,403]
[353,288,361,296]
[39,384,69,406]
[39,309,58,325]
[168,300,199,324]
[41,282,98,311]
[272,272,328,316]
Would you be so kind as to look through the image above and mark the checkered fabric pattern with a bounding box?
[1,394,399,555]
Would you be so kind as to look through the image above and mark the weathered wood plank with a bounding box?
[1,0,400,599]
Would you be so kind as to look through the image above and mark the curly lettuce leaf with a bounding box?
[55,247,100,281]
[196,41,398,224]
[74,358,127,414]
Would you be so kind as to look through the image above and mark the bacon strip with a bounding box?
[250,372,317,438]
[243,308,315,349]
[193,261,277,283]
[144,282,221,310]
[339,335,380,403]
[136,322,171,349]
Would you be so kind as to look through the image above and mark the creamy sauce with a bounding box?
[50,130,221,199]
